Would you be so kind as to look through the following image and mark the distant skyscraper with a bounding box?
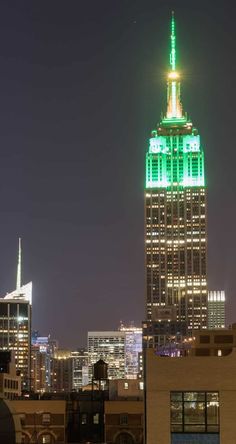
[0,239,32,390]
[119,323,142,379]
[88,331,125,381]
[208,291,226,329]
[31,333,57,393]
[144,13,207,347]
[71,348,89,390]
[51,349,73,392]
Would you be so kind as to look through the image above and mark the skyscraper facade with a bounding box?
[208,291,226,329]
[0,239,32,390]
[119,323,142,379]
[71,348,89,390]
[88,331,125,381]
[145,14,207,345]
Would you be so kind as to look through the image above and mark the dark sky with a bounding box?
[0,0,235,348]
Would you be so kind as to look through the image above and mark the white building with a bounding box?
[119,323,142,379]
[88,331,125,381]
[208,290,226,329]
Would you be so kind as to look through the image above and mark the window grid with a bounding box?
[170,391,219,434]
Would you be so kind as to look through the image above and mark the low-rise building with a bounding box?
[145,347,236,444]
[109,379,144,400]
[11,399,66,443]
[105,400,143,444]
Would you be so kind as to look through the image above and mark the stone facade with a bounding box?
[105,400,143,444]
[145,348,236,444]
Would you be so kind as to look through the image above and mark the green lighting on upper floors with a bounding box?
[146,133,205,189]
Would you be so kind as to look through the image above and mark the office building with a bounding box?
[119,323,142,379]
[145,13,207,347]
[31,333,58,393]
[51,349,73,392]
[0,239,32,390]
[208,291,226,329]
[71,348,89,390]
[88,331,125,381]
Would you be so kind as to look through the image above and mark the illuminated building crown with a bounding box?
[145,13,205,189]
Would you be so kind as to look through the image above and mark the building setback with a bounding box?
[145,13,207,347]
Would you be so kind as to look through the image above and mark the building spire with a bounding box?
[16,237,22,293]
[166,11,183,119]
[170,11,176,71]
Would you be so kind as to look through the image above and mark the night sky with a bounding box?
[0,0,235,348]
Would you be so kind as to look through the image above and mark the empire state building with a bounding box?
[144,14,207,347]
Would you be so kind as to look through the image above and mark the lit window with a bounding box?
[42,413,50,425]
[42,435,52,444]
[170,391,219,433]
[124,382,129,390]
[81,413,87,425]
[93,413,99,424]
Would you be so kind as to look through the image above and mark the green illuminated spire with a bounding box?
[166,11,183,119]
[145,13,206,190]
[170,11,176,71]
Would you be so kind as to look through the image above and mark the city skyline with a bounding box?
[0,1,235,347]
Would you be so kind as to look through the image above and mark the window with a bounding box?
[170,391,219,433]
[42,435,52,444]
[81,413,87,425]
[124,382,129,390]
[120,414,128,425]
[93,413,99,424]
[0,304,8,316]
[139,382,144,390]
[10,304,17,317]
[199,335,210,344]
[42,413,51,425]
[214,335,233,344]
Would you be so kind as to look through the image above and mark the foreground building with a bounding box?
[105,400,143,444]
[190,325,236,357]
[145,348,236,444]
[145,13,207,347]
[11,399,66,443]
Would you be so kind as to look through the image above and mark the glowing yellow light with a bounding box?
[168,71,179,80]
